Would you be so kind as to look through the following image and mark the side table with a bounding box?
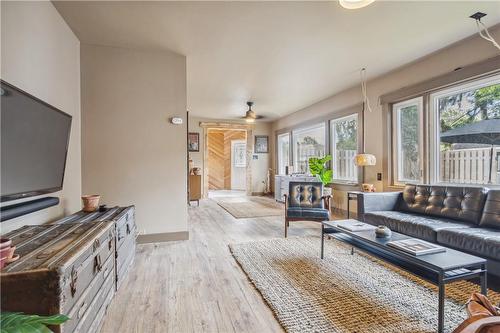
[346,191,363,219]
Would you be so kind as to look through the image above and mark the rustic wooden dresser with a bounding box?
[1,206,137,333]
[55,206,137,290]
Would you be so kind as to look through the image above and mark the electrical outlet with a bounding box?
[377,173,382,181]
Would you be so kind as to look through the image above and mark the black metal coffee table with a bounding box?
[321,219,488,333]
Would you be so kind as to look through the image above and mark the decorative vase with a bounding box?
[323,187,333,197]
[0,238,12,250]
[362,183,375,192]
[375,225,392,238]
[82,195,101,212]
[0,238,14,269]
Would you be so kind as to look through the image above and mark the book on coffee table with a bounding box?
[336,220,376,232]
[387,238,446,256]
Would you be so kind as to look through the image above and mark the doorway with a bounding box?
[206,128,247,196]
[231,140,247,190]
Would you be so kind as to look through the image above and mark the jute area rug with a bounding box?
[214,196,283,218]
[229,236,500,333]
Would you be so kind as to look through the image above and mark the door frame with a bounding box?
[200,122,253,197]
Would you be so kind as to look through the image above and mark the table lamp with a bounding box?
[354,153,376,192]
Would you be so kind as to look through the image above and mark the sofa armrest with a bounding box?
[357,192,402,221]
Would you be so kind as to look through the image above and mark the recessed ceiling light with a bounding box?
[339,0,376,10]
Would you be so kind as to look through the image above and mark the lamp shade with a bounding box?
[339,0,376,9]
[354,153,376,166]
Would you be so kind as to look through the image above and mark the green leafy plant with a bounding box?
[1,312,69,333]
[308,155,333,186]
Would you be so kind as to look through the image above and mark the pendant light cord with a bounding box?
[475,19,500,51]
[360,68,373,153]
[360,68,373,114]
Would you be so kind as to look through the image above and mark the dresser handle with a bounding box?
[108,238,113,250]
[70,266,78,297]
[94,255,102,273]
[126,224,131,235]
[77,301,87,319]
[92,239,101,252]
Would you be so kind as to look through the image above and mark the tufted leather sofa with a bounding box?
[357,184,500,277]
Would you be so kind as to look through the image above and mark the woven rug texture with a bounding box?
[229,236,500,333]
[215,196,283,218]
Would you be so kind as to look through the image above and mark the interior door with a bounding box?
[231,140,247,190]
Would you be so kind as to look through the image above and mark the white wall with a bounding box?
[272,25,500,214]
[252,122,272,194]
[81,44,188,239]
[188,117,272,195]
[1,1,81,233]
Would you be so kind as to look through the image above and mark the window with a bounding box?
[277,133,290,175]
[292,123,326,173]
[330,114,358,182]
[431,76,500,185]
[393,97,423,184]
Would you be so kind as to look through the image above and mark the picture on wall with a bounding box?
[188,132,200,152]
[254,135,269,153]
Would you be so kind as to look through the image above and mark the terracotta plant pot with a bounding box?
[0,246,12,260]
[82,195,101,212]
[0,238,12,250]
[5,254,20,264]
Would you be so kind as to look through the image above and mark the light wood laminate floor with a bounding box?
[100,197,320,333]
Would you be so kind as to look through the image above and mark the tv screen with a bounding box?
[1,80,72,202]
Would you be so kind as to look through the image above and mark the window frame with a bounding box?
[429,74,500,186]
[276,132,291,175]
[392,97,424,186]
[291,122,327,174]
[330,113,359,184]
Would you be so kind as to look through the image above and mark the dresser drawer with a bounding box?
[62,254,114,333]
[115,207,136,250]
[116,230,136,290]
[73,269,115,333]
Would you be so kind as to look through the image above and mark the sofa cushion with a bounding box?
[437,228,500,261]
[480,190,500,230]
[399,184,488,225]
[364,211,474,242]
[287,207,329,220]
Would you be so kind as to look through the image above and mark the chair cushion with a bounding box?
[399,184,488,225]
[437,228,500,261]
[480,190,500,230]
[287,207,329,220]
[289,182,323,208]
[364,211,474,242]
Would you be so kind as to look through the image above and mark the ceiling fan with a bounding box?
[241,101,264,123]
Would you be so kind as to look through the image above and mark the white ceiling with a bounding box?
[53,1,500,121]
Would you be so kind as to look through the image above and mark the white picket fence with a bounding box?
[335,150,357,181]
[296,148,357,180]
[295,144,325,173]
[440,147,500,184]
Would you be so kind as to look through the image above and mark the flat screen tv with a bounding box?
[1,80,72,202]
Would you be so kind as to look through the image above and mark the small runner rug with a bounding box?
[229,236,500,333]
[215,196,283,218]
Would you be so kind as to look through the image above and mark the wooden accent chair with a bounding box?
[284,181,332,237]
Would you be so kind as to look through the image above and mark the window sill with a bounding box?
[330,181,359,186]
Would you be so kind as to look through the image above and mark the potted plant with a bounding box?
[308,155,333,196]
[0,312,69,333]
